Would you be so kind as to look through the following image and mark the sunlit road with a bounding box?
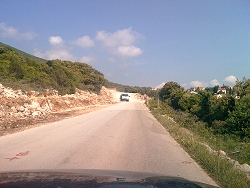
[0,97,217,186]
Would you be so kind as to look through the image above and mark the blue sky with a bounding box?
[0,0,249,88]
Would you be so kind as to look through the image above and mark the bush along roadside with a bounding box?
[147,99,250,188]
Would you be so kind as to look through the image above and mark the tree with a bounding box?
[9,55,24,79]
[179,93,200,113]
[159,81,184,109]
[210,95,235,122]
[196,90,212,125]
[226,95,250,139]
[0,60,10,76]
[213,85,219,94]
[234,77,250,97]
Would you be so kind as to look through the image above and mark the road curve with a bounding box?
[0,99,217,186]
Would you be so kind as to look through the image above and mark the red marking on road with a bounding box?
[182,161,192,164]
[16,151,29,156]
[5,157,20,161]
[6,151,30,161]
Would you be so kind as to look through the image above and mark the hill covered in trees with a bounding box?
[0,42,153,96]
[0,44,104,95]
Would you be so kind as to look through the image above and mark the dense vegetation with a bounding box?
[0,42,154,96]
[149,80,250,187]
[157,80,250,140]
[0,43,104,94]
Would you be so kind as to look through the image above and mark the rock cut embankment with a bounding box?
[0,84,116,136]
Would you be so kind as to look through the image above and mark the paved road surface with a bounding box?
[0,97,217,186]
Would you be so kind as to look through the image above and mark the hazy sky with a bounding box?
[0,0,249,88]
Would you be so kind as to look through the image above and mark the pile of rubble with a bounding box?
[0,84,116,136]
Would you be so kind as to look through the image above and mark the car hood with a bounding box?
[0,169,218,188]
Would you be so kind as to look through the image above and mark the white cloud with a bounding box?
[49,36,63,45]
[96,28,139,47]
[119,62,132,69]
[34,36,74,60]
[80,56,96,64]
[224,75,237,85]
[181,83,188,89]
[96,28,143,58]
[0,23,18,39]
[155,82,166,89]
[117,45,143,57]
[210,79,220,86]
[34,48,74,61]
[21,32,36,40]
[105,73,113,78]
[0,22,36,40]
[108,57,115,62]
[74,36,94,48]
[189,80,205,88]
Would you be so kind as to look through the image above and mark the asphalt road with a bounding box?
[0,97,217,186]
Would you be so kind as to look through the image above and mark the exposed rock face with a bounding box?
[0,84,116,136]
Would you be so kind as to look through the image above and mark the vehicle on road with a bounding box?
[120,93,130,102]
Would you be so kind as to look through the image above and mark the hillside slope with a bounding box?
[0,42,46,62]
[0,42,105,94]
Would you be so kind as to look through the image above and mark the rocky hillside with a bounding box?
[0,83,116,136]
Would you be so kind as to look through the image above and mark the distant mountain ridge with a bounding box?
[0,42,46,62]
